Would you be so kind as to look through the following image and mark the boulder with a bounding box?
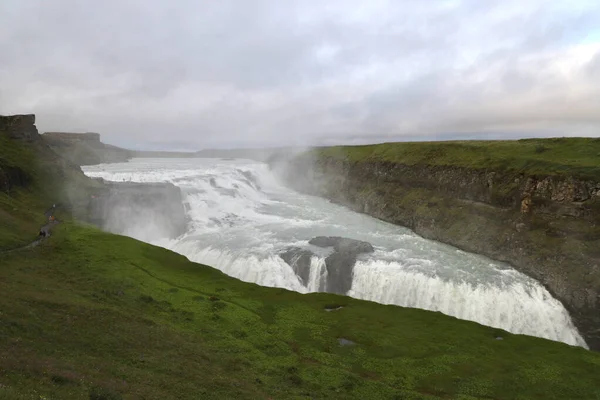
[279,247,315,286]
[309,236,374,254]
[280,237,375,294]
[309,236,375,295]
[324,251,358,294]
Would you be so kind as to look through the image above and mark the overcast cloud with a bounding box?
[1,0,599,150]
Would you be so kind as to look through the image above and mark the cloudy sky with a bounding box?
[1,1,599,150]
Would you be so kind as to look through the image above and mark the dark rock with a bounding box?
[325,252,357,294]
[0,166,30,194]
[280,237,374,293]
[42,131,131,166]
[308,236,374,294]
[0,114,38,141]
[308,236,340,248]
[309,236,374,254]
[279,247,315,286]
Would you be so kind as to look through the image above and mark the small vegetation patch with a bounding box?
[50,374,75,385]
[89,386,122,400]
[138,295,154,303]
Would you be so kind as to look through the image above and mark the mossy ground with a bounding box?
[317,137,600,179]
[2,131,600,399]
[2,224,600,400]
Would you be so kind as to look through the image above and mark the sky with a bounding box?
[1,0,599,150]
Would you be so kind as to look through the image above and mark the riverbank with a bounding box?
[274,138,600,351]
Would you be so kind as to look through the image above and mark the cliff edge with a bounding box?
[43,131,131,166]
[1,114,185,247]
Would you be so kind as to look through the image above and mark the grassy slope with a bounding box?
[2,133,600,399]
[316,137,600,180]
[2,225,600,400]
[0,133,57,249]
[0,132,101,250]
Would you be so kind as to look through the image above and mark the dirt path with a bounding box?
[1,206,60,254]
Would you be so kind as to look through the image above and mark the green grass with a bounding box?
[316,137,600,180]
[2,129,600,399]
[1,223,600,400]
[0,132,56,248]
[0,131,101,249]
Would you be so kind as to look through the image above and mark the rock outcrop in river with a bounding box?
[280,236,374,294]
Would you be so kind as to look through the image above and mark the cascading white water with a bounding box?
[83,157,588,348]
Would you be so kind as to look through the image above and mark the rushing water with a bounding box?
[83,158,587,348]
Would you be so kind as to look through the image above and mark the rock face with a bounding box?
[44,132,101,142]
[309,236,374,254]
[279,247,314,286]
[0,114,39,142]
[1,115,40,194]
[275,153,600,351]
[279,236,374,294]
[1,113,187,244]
[310,236,374,294]
[43,131,131,166]
[0,165,29,194]
[86,179,188,241]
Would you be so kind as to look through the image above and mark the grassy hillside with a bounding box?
[2,224,600,400]
[316,137,600,180]
[2,130,600,399]
[0,132,99,250]
[0,132,64,249]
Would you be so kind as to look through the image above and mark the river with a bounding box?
[83,157,587,348]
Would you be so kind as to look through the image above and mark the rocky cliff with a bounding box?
[84,179,188,242]
[274,140,600,350]
[43,131,131,166]
[0,115,34,194]
[0,114,40,142]
[1,114,186,243]
[0,114,84,197]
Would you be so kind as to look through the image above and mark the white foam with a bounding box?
[349,259,587,347]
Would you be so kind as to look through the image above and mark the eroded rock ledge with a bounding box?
[84,178,188,241]
[43,131,131,166]
[280,236,374,294]
[274,153,600,350]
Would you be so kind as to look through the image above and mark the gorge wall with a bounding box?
[43,131,131,166]
[273,147,600,350]
[83,179,188,242]
[1,114,186,243]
